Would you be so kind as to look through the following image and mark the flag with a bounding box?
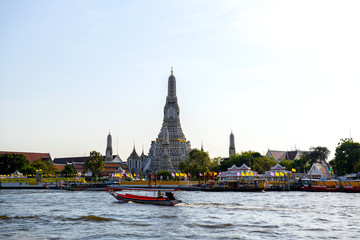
[246,172,250,176]
[241,172,245,176]
[250,172,254,176]
[280,172,284,176]
[275,172,279,177]
[172,173,175,177]
[175,173,179,177]
[199,173,203,176]
[237,172,241,176]
[292,168,296,173]
[270,172,275,176]
[214,172,218,176]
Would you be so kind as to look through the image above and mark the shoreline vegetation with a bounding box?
[1,138,360,192]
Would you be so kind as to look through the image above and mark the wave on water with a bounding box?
[155,215,178,219]
[0,214,46,223]
[13,215,39,219]
[77,215,115,222]
[76,215,116,222]
[187,222,234,229]
[56,215,117,222]
[0,215,10,220]
[123,221,152,227]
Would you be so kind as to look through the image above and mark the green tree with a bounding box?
[19,165,37,175]
[292,157,309,173]
[60,165,78,175]
[330,138,360,175]
[279,159,294,171]
[0,153,31,175]
[32,159,59,175]
[83,151,104,181]
[209,157,222,173]
[179,149,211,179]
[303,146,330,165]
[220,151,276,174]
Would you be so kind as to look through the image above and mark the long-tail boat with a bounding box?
[107,187,182,206]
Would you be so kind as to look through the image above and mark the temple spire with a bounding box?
[229,131,236,157]
[167,68,176,97]
[105,132,113,161]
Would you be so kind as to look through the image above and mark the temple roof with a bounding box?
[53,155,117,164]
[128,147,141,160]
[271,163,286,170]
[266,150,308,161]
[0,151,52,164]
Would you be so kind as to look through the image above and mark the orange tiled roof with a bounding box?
[54,164,66,171]
[104,163,121,168]
[0,151,52,164]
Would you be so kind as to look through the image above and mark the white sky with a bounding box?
[1,0,359,161]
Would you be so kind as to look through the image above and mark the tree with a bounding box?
[61,165,77,175]
[32,159,59,175]
[209,157,222,173]
[220,151,276,174]
[330,138,360,175]
[292,157,309,173]
[19,165,37,175]
[83,151,104,181]
[289,146,331,173]
[0,153,31,175]
[302,146,330,165]
[279,159,294,171]
[179,149,211,179]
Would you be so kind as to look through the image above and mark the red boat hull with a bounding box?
[109,191,182,206]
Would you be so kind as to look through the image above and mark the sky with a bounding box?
[1,0,360,161]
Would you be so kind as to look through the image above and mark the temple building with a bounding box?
[266,149,307,162]
[53,132,128,177]
[127,146,143,175]
[229,131,236,157]
[148,68,191,172]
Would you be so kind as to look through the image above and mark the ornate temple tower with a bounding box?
[229,131,236,157]
[158,126,174,170]
[105,132,113,161]
[149,68,191,172]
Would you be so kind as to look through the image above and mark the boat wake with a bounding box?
[178,202,306,212]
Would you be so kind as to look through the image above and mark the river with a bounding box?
[0,189,359,239]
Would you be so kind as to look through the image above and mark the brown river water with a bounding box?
[0,189,359,239]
